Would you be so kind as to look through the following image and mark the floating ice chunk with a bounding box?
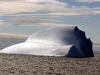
[0,26,94,57]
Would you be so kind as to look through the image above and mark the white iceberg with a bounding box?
[0,26,94,57]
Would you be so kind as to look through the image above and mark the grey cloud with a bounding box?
[94,43,100,45]
[75,0,100,3]
[8,15,62,26]
[0,0,23,1]
[0,20,6,25]
[0,0,100,16]
[0,33,28,38]
[8,16,75,27]
[8,17,46,26]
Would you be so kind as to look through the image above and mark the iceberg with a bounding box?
[0,26,94,57]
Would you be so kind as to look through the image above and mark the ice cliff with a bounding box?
[0,26,94,57]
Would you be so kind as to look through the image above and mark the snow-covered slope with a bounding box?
[0,26,94,57]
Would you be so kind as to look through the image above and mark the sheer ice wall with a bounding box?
[0,26,94,58]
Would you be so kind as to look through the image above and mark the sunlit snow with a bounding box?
[0,26,94,57]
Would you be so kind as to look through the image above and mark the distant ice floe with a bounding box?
[0,26,94,57]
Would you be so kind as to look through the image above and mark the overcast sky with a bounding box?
[0,0,100,43]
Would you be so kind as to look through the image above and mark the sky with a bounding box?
[0,0,100,43]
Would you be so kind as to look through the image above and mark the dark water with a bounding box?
[0,37,26,49]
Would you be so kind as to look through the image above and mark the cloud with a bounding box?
[25,0,67,6]
[0,0,23,2]
[75,0,100,3]
[0,20,5,25]
[0,0,67,16]
[38,23,80,27]
[0,33,28,38]
[0,0,100,16]
[94,43,100,45]
[8,16,78,27]
[0,22,4,25]
[0,2,38,16]
[48,6,100,15]
[9,17,46,26]
[93,43,100,48]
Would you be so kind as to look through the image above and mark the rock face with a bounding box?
[0,26,94,58]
